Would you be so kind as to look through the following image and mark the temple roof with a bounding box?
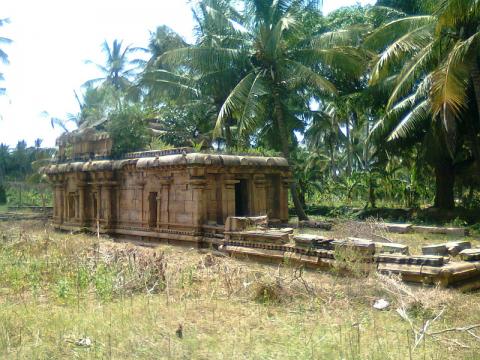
[41,152,289,175]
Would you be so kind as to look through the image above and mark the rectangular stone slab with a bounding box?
[460,248,480,261]
[378,243,409,255]
[383,223,413,234]
[375,254,444,267]
[422,244,448,256]
[411,225,468,236]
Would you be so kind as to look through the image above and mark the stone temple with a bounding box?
[42,130,291,245]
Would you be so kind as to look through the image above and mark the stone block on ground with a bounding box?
[411,225,468,236]
[225,216,268,232]
[422,244,448,256]
[333,237,376,256]
[445,241,471,256]
[459,248,480,261]
[241,230,290,244]
[298,220,332,230]
[293,234,334,249]
[383,223,412,234]
[375,254,444,267]
[378,242,409,255]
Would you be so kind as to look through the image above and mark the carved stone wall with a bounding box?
[43,153,291,245]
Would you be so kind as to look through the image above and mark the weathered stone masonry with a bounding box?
[42,150,291,245]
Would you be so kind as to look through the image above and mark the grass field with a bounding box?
[1,220,480,359]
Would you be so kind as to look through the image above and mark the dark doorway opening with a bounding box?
[149,192,158,228]
[234,180,249,216]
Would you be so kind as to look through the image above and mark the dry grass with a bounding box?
[1,221,480,359]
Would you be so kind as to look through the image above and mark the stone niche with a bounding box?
[42,149,291,246]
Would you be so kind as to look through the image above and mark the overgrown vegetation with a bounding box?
[1,220,480,358]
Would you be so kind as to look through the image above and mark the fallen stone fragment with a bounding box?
[445,241,471,256]
[293,234,334,249]
[459,248,480,261]
[383,223,412,234]
[298,220,332,230]
[422,244,448,256]
[378,243,409,255]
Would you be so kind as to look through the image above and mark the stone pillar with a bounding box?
[190,177,207,230]
[223,178,239,222]
[158,177,172,228]
[76,174,87,226]
[54,181,64,224]
[253,175,267,216]
[103,185,112,226]
[156,193,161,228]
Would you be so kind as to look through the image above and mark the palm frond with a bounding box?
[284,59,336,94]
[388,99,431,140]
[364,15,435,51]
[370,25,433,84]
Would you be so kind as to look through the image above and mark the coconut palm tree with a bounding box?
[160,0,367,220]
[84,39,140,92]
[367,0,480,209]
[0,18,12,95]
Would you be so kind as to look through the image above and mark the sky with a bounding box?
[0,0,375,148]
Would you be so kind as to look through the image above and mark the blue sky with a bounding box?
[0,0,375,148]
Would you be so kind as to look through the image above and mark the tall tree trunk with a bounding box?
[346,117,352,176]
[433,162,455,210]
[469,62,480,166]
[224,123,233,149]
[272,88,309,221]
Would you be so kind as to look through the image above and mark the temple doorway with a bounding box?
[148,192,158,228]
[234,180,249,216]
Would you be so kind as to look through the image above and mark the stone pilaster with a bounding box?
[158,177,172,227]
[190,177,207,230]
[253,174,267,216]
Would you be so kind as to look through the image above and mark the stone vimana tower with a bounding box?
[42,128,291,246]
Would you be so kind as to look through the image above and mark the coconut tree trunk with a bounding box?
[469,62,480,165]
[433,161,455,210]
[272,88,309,221]
[224,122,233,149]
[346,117,352,176]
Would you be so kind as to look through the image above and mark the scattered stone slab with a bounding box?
[422,244,448,256]
[333,237,376,256]
[293,234,334,249]
[459,248,480,261]
[375,254,445,267]
[224,216,268,232]
[378,242,409,255]
[411,225,468,236]
[383,223,412,234]
[298,220,332,230]
[445,241,471,256]
[240,230,290,244]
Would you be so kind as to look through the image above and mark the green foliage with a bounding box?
[107,106,149,157]
[0,184,6,204]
